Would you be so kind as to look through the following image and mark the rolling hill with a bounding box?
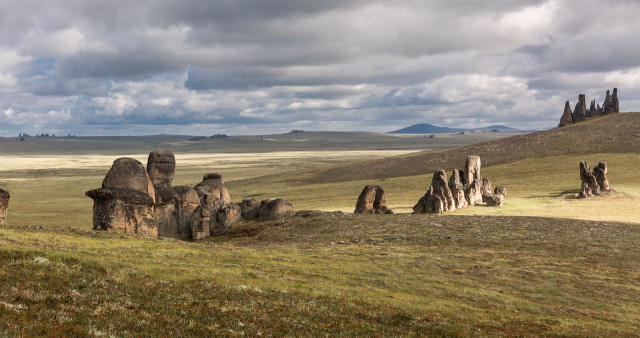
[307,112,640,183]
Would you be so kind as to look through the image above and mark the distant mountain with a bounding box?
[389,123,521,134]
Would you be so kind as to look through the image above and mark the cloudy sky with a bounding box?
[0,0,639,136]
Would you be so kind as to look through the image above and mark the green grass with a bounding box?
[1,113,640,335]
[1,214,639,335]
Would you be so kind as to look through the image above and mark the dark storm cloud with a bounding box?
[1,0,640,136]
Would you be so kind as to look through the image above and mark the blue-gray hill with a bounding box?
[389,123,521,134]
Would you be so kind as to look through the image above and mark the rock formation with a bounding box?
[464,155,481,185]
[579,160,600,196]
[85,187,157,235]
[558,101,573,127]
[593,162,610,191]
[147,150,176,186]
[573,94,587,122]
[239,198,260,220]
[465,179,483,207]
[213,202,242,236]
[414,155,505,214]
[84,151,291,238]
[259,198,294,221]
[578,160,613,199]
[413,170,456,214]
[480,178,492,198]
[173,186,201,239]
[102,158,155,203]
[148,150,179,237]
[578,183,592,199]
[354,185,393,214]
[448,169,468,209]
[560,88,620,127]
[577,160,613,199]
[86,158,159,235]
[0,188,9,226]
[194,173,231,202]
[485,186,506,207]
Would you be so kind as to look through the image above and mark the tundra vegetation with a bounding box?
[1,115,639,335]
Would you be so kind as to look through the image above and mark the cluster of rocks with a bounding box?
[559,88,619,127]
[413,155,506,214]
[353,185,394,214]
[0,188,9,226]
[85,150,293,238]
[578,160,613,199]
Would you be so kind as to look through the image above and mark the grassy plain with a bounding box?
[1,119,640,335]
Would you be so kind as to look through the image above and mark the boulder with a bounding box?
[464,155,481,185]
[239,198,260,220]
[102,157,155,203]
[354,185,393,214]
[147,150,176,186]
[173,186,201,240]
[212,202,242,236]
[486,185,506,207]
[0,188,9,226]
[558,101,573,127]
[413,170,455,214]
[194,173,231,203]
[259,198,294,221]
[465,179,483,206]
[85,187,157,235]
[573,94,587,122]
[448,169,468,209]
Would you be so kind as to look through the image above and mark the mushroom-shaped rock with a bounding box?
[147,150,176,186]
[354,185,393,214]
[239,198,260,220]
[486,185,506,206]
[558,101,573,127]
[85,187,157,235]
[413,170,455,214]
[212,202,242,236]
[0,188,9,226]
[259,198,293,221]
[194,173,231,203]
[447,169,468,209]
[173,186,201,240]
[102,157,155,203]
[464,155,481,185]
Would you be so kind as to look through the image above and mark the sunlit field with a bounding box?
[1,119,639,335]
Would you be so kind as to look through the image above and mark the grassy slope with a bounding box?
[2,213,639,336]
[296,112,640,183]
[1,113,640,335]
